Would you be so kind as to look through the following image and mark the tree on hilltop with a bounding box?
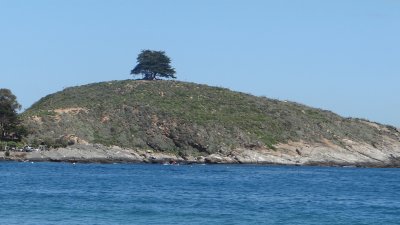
[131,50,176,80]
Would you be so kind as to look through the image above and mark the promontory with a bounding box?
[4,80,399,167]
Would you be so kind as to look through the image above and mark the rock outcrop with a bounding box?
[2,139,400,167]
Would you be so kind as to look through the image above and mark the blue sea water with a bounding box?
[0,162,399,225]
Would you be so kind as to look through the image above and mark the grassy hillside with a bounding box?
[22,80,399,156]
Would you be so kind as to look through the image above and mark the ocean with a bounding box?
[0,162,399,224]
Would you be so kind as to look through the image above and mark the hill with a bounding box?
[20,80,400,166]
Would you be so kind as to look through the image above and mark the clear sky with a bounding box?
[1,0,399,126]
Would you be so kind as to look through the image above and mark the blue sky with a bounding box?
[1,0,399,126]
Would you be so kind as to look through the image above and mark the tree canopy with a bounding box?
[131,50,176,80]
[0,89,24,140]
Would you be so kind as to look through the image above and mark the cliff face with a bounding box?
[21,80,400,166]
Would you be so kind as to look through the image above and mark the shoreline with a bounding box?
[1,158,399,168]
[1,143,400,168]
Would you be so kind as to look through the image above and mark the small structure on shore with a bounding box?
[38,144,47,151]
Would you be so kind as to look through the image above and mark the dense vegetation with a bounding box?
[22,80,399,155]
[0,89,26,150]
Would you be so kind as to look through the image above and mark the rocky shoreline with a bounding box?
[1,141,400,168]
